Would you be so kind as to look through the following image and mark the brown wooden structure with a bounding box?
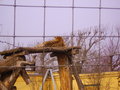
[0,46,83,90]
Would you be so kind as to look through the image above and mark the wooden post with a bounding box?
[67,50,84,90]
[56,54,72,90]
[71,64,84,90]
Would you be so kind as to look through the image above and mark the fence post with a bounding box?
[56,54,72,90]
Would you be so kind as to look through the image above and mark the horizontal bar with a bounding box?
[0,64,115,68]
[0,35,120,37]
[0,4,120,10]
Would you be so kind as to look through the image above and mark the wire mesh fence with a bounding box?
[0,0,120,89]
[0,0,120,69]
[0,0,120,71]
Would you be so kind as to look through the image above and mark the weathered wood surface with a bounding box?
[0,47,81,56]
[0,52,34,90]
[56,54,72,90]
[0,46,82,90]
[66,54,84,90]
[0,52,34,73]
[71,64,84,90]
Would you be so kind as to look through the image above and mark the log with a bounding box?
[0,68,31,90]
[66,52,84,90]
[0,81,8,90]
[71,64,84,90]
[3,69,21,89]
[20,69,31,84]
[0,52,34,90]
[0,47,81,56]
[0,56,24,74]
[56,54,72,90]
[0,56,34,74]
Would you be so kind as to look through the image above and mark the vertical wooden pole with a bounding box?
[67,53,84,90]
[71,64,84,90]
[56,54,72,90]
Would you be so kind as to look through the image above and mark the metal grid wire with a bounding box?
[0,1,120,90]
[0,0,120,70]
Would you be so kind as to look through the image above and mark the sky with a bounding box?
[0,0,120,51]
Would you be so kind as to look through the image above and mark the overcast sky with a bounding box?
[0,0,120,50]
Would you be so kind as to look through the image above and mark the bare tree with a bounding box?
[103,27,120,71]
[64,27,105,73]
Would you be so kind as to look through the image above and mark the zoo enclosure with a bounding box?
[0,0,120,89]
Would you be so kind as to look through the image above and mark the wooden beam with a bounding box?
[0,46,81,56]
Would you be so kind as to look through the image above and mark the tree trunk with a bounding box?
[67,53,84,90]
[57,54,72,90]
